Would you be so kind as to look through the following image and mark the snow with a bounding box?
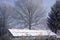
[56,30,60,38]
[56,35,60,38]
[8,29,56,36]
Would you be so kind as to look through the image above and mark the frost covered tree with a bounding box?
[47,1,60,33]
[13,0,45,29]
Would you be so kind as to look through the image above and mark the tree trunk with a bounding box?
[29,23,31,30]
[29,12,31,30]
[29,17,31,30]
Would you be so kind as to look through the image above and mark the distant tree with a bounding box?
[14,0,45,29]
[0,3,9,37]
[0,3,9,28]
[47,1,60,33]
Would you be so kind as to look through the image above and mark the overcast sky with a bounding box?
[0,0,56,14]
[43,0,56,16]
[44,0,56,8]
[0,0,56,8]
[44,0,56,11]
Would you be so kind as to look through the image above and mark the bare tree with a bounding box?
[13,0,45,29]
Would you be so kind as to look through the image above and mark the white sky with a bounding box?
[0,0,56,12]
[43,0,56,14]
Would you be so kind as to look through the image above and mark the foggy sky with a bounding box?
[0,0,56,10]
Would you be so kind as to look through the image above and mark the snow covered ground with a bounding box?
[8,29,57,40]
[8,29,56,37]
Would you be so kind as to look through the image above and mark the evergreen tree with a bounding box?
[47,1,60,33]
